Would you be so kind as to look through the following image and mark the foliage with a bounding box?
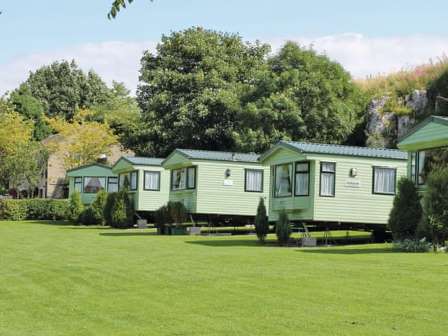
[9,85,52,140]
[134,28,367,156]
[236,42,368,152]
[167,201,188,226]
[254,198,269,243]
[393,238,432,253]
[68,191,84,223]
[0,109,37,191]
[358,57,448,98]
[90,190,108,225]
[104,192,118,226]
[2,141,48,194]
[422,167,448,246]
[79,207,100,226]
[134,27,270,156]
[275,211,291,246]
[0,199,69,221]
[46,116,118,170]
[78,82,141,145]
[154,204,171,231]
[358,57,448,117]
[13,60,110,120]
[104,191,134,228]
[388,178,422,240]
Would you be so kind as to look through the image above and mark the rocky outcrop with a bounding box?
[365,90,428,148]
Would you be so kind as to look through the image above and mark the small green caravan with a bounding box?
[398,115,448,191]
[260,141,407,226]
[111,157,169,212]
[66,163,118,205]
[162,149,270,219]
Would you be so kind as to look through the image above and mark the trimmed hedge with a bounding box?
[0,199,70,221]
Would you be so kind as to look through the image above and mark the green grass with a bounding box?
[1,221,447,335]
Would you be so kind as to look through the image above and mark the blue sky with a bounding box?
[1,0,448,93]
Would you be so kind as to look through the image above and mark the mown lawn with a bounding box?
[0,221,447,336]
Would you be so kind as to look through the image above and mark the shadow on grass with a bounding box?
[60,226,112,230]
[186,239,269,247]
[298,247,394,254]
[99,232,158,237]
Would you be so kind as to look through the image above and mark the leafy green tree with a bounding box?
[9,85,52,140]
[135,27,270,156]
[104,190,134,228]
[255,198,269,243]
[108,0,153,19]
[14,60,110,120]
[422,167,448,247]
[2,142,48,197]
[84,82,141,144]
[276,211,291,246]
[134,29,367,157]
[388,178,422,240]
[236,42,367,152]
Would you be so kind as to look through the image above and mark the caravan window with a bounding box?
[274,163,292,197]
[320,162,336,197]
[373,167,396,195]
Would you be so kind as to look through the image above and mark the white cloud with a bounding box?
[268,33,448,78]
[0,41,156,96]
[1,34,448,96]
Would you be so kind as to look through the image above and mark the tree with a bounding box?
[81,82,141,145]
[46,116,118,170]
[133,28,367,157]
[276,211,291,246]
[104,190,134,228]
[0,109,34,190]
[255,198,269,243]
[422,167,448,248]
[14,60,110,120]
[9,85,52,140]
[108,0,153,19]
[388,178,422,240]
[236,42,367,152]
[2,142,48,197]
[135,27,270,156]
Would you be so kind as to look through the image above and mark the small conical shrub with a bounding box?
[91,189,108,225]
[276,210,291,246]
[68,191,84,223]
[255,198,269,243]
[388,178,422,240]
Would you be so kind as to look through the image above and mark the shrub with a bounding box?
[0,199,70,221]
[111,197,129,229]
[388,178,422,240]
[68,192,84,223]
[167,201,187,226]
[154,204,171,232]
[422,167,448,247]
[104,191,134,229]
[79,207,100,225]
[104,192,118,226]
[0,199,28,221]
[91,190,108,225]
[393,238,432,253]
[276,211,291,246]
[255,198,269,243]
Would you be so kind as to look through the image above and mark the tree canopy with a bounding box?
[134,27,367,157]
[14,60,110,120]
